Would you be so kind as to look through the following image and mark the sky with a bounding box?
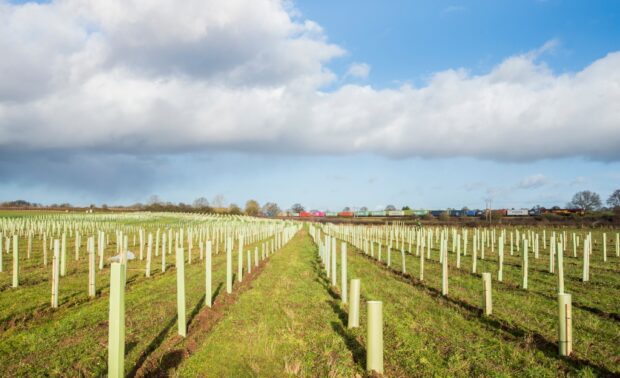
[0,0,619,211]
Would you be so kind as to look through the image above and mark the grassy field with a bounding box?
[178,226,619,377]
[0,212,618,377]
[179,230,364,377]
[323,226,620,376]
[0,213,284,376]
[0,234,277,376]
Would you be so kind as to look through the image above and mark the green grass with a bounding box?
[178,230,364,377]
[1,219,618,377]
[0,233,275,376]
[331,228,620,376]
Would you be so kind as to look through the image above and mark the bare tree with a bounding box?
[568,190,602,211]
[193,197,210,208]
[245,199,261,216]
[291,203,305,212]
[385,204,396,211]
[607,189,620,209]
[262,202,281,217]
[360,206,368,211]
[342,206,351,211]
[148,195,162,205]
[212,194,226,208]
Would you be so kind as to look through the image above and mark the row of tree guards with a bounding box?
[1,216,616,296]
[309,225,385,374]
[0,213,296,297]
[0,213,300,376]
[107,223,300,376]
[1,214,613,370]
[309,221,592,373]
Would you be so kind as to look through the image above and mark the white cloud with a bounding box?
[346,63,370,79]
[517,174,549,189]
[0,1,619,163]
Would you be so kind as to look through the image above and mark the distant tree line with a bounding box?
[3,189,619,217]
[288,189,620,215]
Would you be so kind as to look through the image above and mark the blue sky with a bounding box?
[0,0,619,210]
[299,1,620,85]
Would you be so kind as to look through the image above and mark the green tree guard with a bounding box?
[238,236,243,283]
[88,237,96,297]
[162,233,167,273]
[52,240,60,307]
[146,233,152,277]
[60,233,66,277]
[331,237,337,286]
[0,234,3,272]
[107,262,126,378]
[206,241,212,307]
[176,247,187,337]
[367,301,384,374]
[441,239,448,296]
[482,272,492,316]
[558,293,572,356]
[347,278,360,328]
[522,239,529,289]
[12,235,19,288]
[419,241,425,281]
[341,242,348,304]
[226,237,233,294]
[557,242,565,294]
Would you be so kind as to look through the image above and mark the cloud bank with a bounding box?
[1,0,619,162]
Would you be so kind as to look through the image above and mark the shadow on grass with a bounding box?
[212,282,224,305]
[187,294,206,328]
[186,282,224,328]
[158,349,185,376]
[128,313,179,378]
[126,340,138,354]
[311,255,367,371]
[330,321,367,369]
[498,280,620,321]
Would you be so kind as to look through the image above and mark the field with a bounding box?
[0,211,618,377]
